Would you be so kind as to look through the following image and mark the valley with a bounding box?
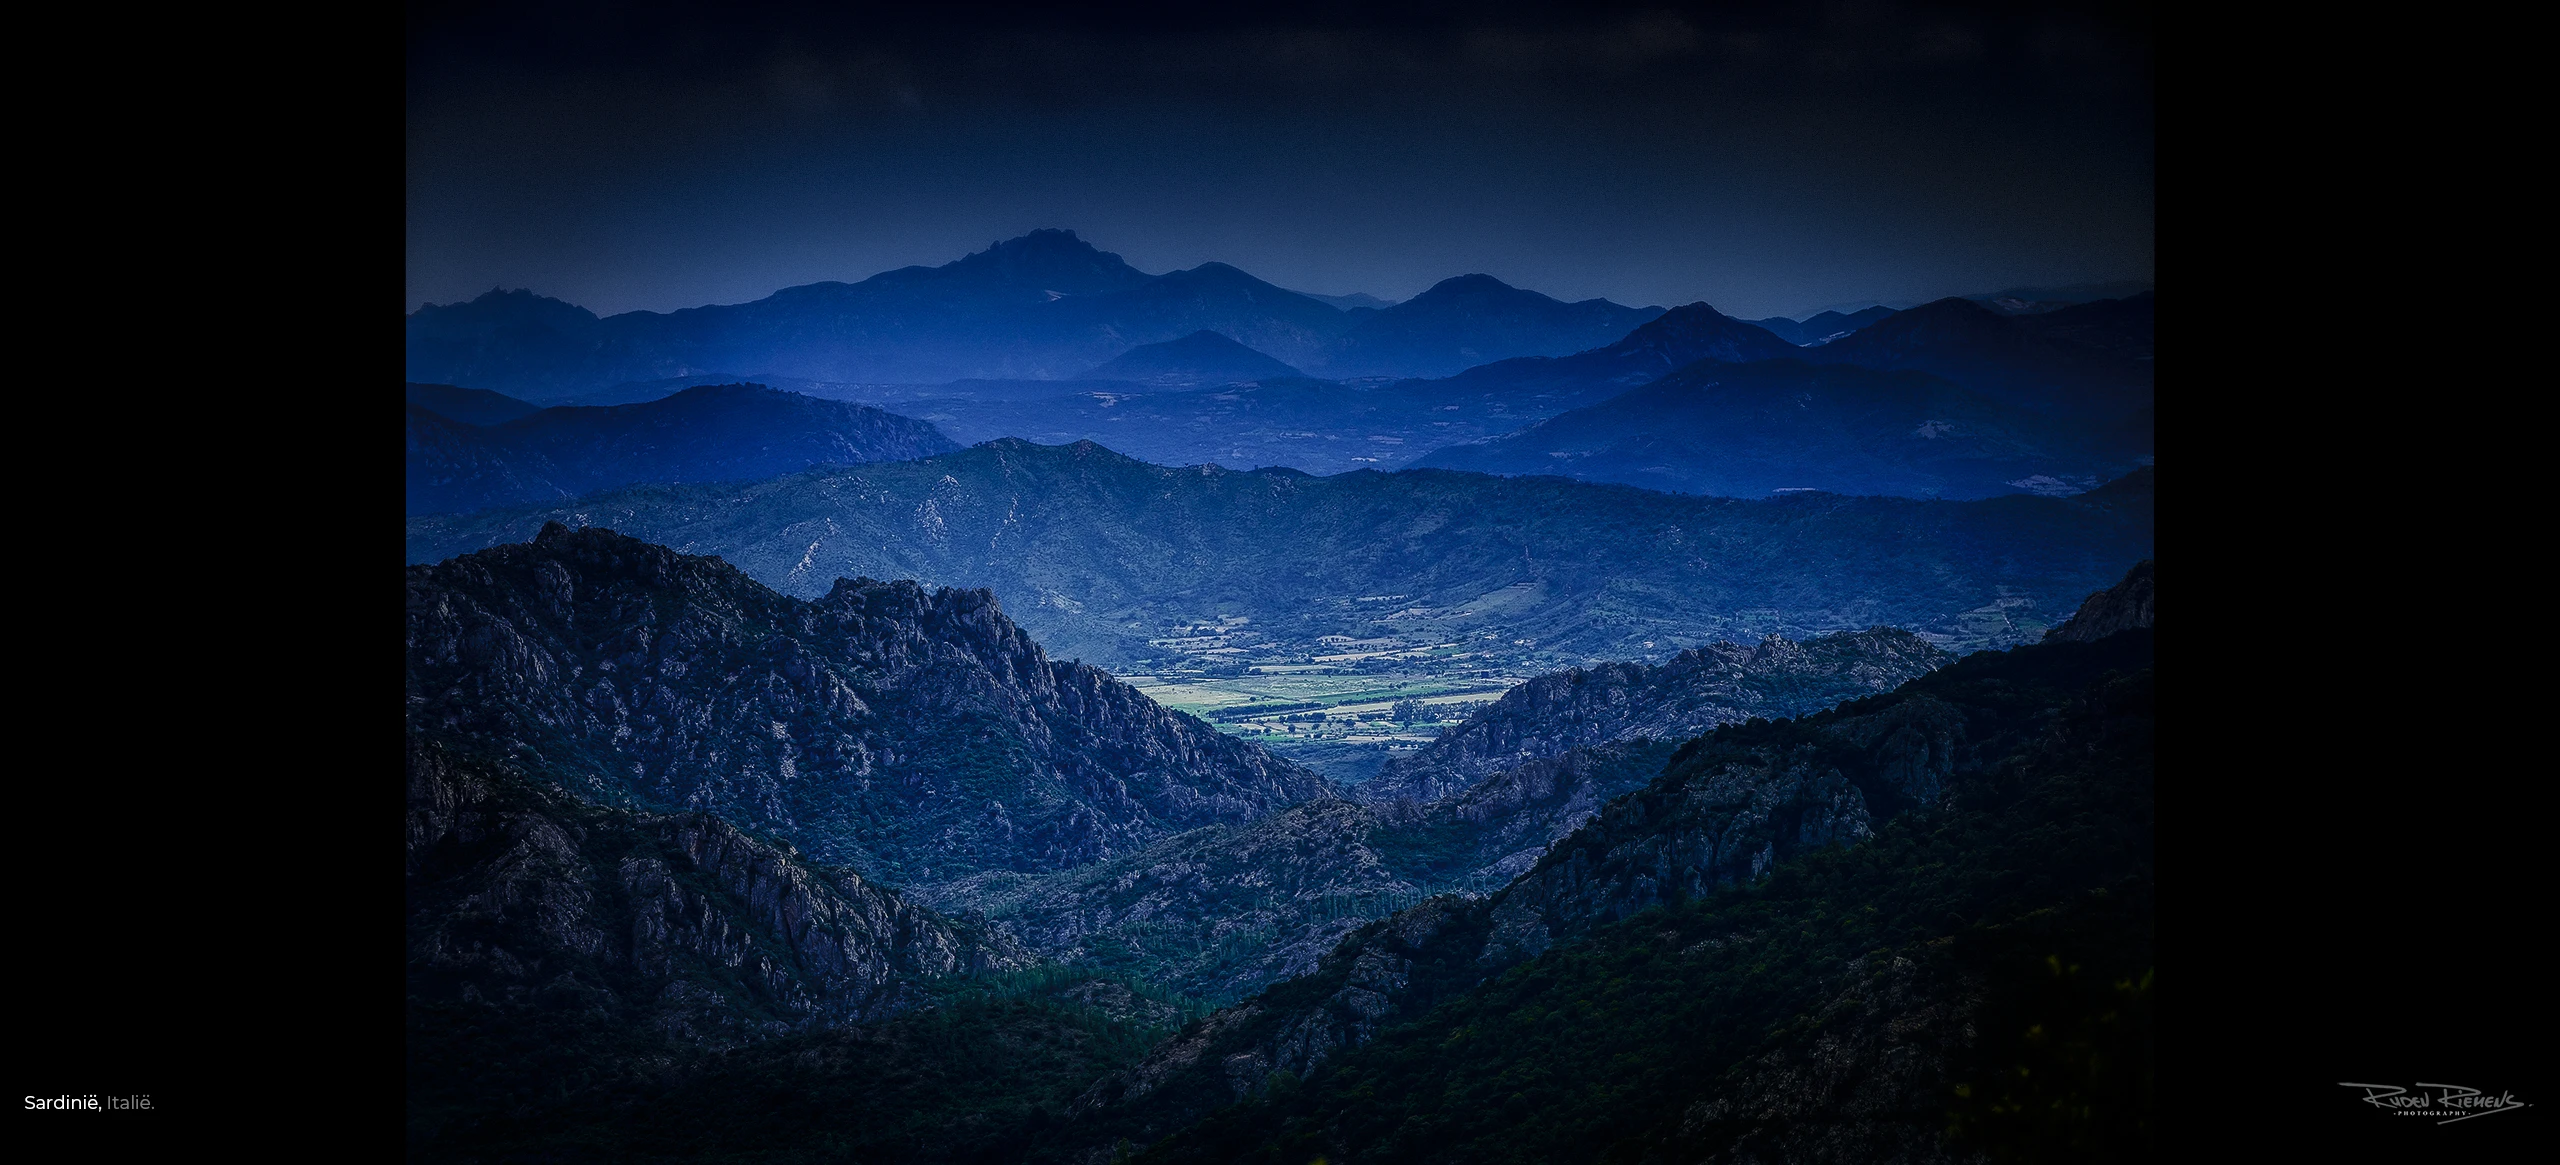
[399,218,2159,1161]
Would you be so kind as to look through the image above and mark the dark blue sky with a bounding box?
[407,1,2153,320]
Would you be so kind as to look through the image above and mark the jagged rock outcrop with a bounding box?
[2044,559,2154,642]
[943,740,1680,1001]
[963,630,1940,1001]
[1067,626,2153,1161]
[406,523,1333,887]
[407,735,1031,1042]
[1361,628,1952,804]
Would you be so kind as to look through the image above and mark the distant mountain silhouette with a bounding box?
[899,305,1798,475]
[1316,274,1665,379]
[407,383,959,515]
[1966,280,2154,314]
[1291,290,1399,311]
[1079,331,1304,386]
[1743,306,1898,346]
[1398,302,1799,413]
[405,232,1660,397]
[2016,290,2154,364]
[1416,358,2130,499]
[1809,295,2153,426]
[405,382,540,425]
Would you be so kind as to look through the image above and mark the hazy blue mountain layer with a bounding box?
[407,438,2156,669]
[404,230,1661,397]
[1316,273,1664,379]
[1810,295,2153,425]
[1742,306,1897,346]
[406,383,960,515]
[1080,330,1305,386]
[1414,358,2135,500]
[407,381,541,425]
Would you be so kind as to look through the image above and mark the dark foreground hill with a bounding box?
[408,564,2154,1165]
[407,383,960,516]
[1065,590,2156,1164]
[409,734,1200,1165]
[407,438,2156,667]
[407,523,1332,886]
[937,629,1948,1003]
[1415,358,2136,499]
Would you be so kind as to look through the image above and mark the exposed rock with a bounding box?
[1067,628,2152,1154]
[2043,559,2153,643]
[1362,628,1951,804]
[406,523,1333,888]
[406,735,1030,1043]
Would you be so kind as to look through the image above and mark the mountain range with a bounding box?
[936,627,1949,1002]
[1742,306,1898,346]
[406,437,2156,668]
[1065,574,2155,1164]
[407,522,1332,885]
[404,230,1667,397]
[1413,357,2134,499]
[764,293,2148,497]
[398,229,2158,1163]
[407,542,2154,1164]
[887,302,1813,477]
[1807,295,2154,427]
[407,383,960,515]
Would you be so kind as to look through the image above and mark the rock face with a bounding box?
[962,631,1942,1002]
[1067,625,2153,1160]
[406,735,1030,1041]
[406,522,1334,888]
[1479,693,1969,963]
[1362,628,1953,805]
[2045,559,2154,642]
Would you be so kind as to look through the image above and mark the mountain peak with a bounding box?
[944,229,1148,294]
[1079,330,1303,386]
[1419,273,1522,298]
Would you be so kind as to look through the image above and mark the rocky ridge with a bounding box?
[2045,558,2154,642]
[407,735,1031,1043]
[406,522,1334,888]
[1062,594,2154,1159]
[1361,628,1954,804]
